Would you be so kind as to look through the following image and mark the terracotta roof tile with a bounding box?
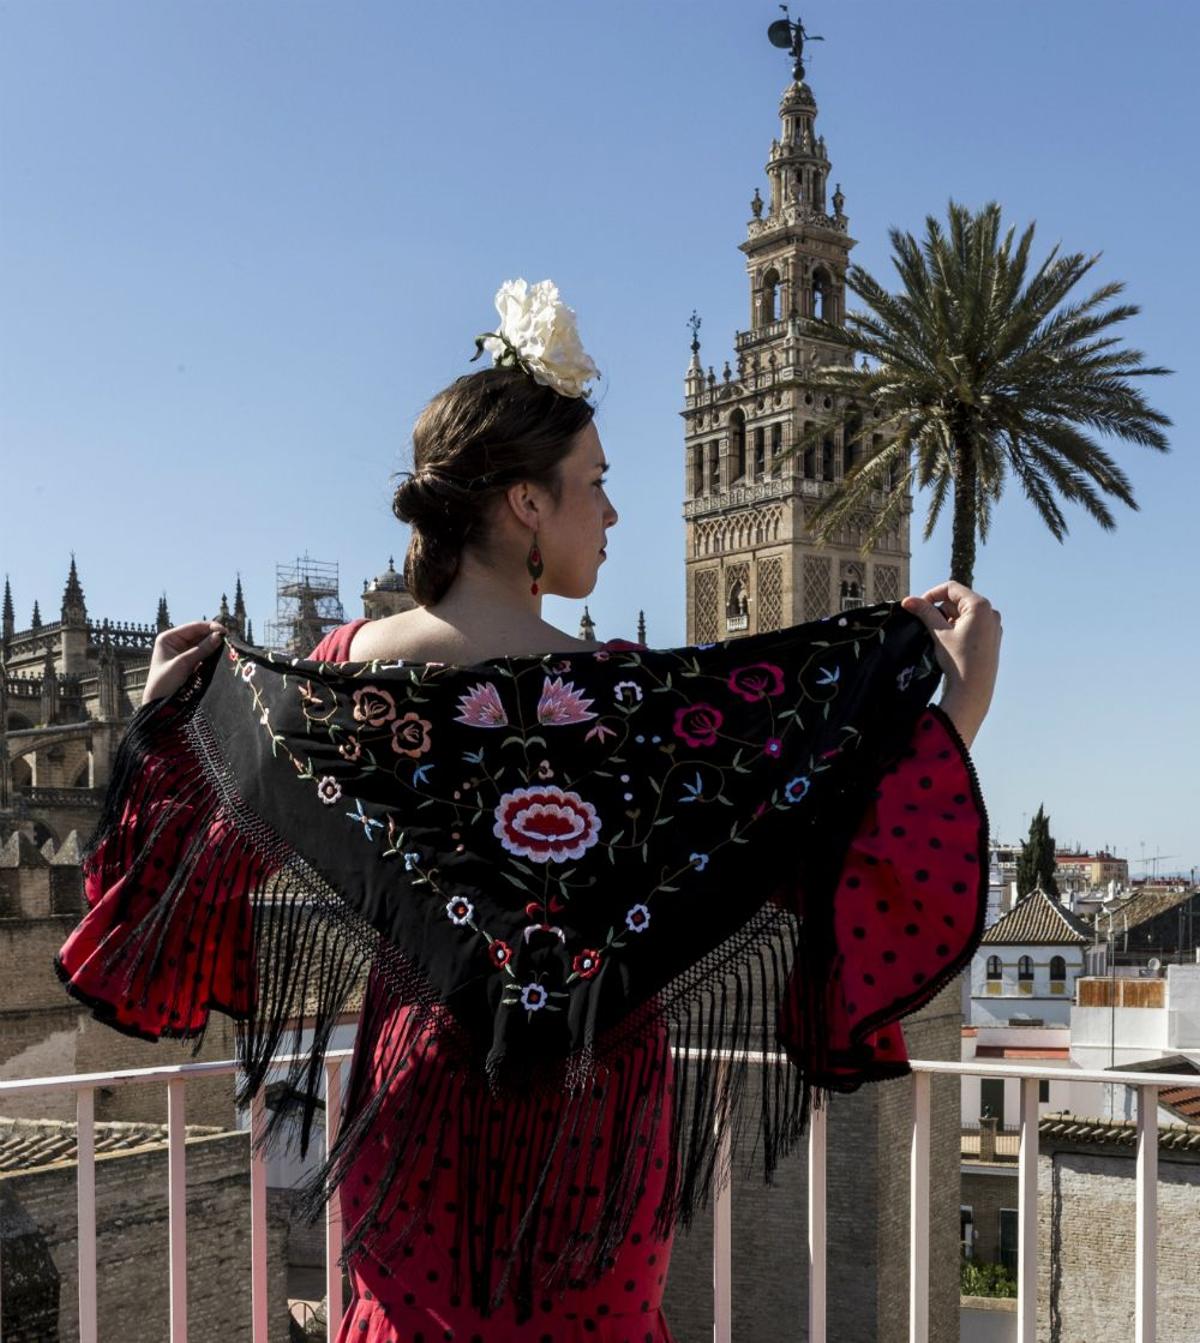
[1038,1112,1200,1153]
[981,886,1093,947]
[0,1117,227,1174]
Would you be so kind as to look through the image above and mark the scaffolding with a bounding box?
[263,555,346,654]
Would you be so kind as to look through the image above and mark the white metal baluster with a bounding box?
[1016,1076,1038,1343]
[908,1071,930,1343]
[712,1058,732,1343]
[167,1077,188,1343]
[249,1090,269,1342]
[807,1095,827,1343]
[325,1059,344,1340]
[1135,1083,1158,1343]
[77,1086,98,1343]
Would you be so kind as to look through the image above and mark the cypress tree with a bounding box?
[1016,804,1059,899]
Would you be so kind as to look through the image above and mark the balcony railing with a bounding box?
[0,1054,1193,1343]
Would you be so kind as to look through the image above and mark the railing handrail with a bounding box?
[3,1051,1198,1099]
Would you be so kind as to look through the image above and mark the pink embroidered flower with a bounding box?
[338,736,363,762]
[728,662,785,702]
[316,776,342,805]
[391,712,433,758]
[488,940,513,969]
[454,681,509,728]
[585,722,617,744]
[551,660,572,675]
[352,685,396,728]
[493,785,601,864]
[672,702,724,749]
[572,948,603,979]
[763,736,783,759]
[594,650,611,662]
[536,675,597,726]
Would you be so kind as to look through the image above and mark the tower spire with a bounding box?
[156,592,171,632]
[2,576,13,647]
[61,552,87,625]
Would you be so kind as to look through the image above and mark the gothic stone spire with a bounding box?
[156,593,171,632]
[2,576,13,647]
[61,552,87,625]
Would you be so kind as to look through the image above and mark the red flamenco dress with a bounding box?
[56,617,988,1343]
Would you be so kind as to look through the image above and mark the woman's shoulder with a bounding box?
[309,618,371,662]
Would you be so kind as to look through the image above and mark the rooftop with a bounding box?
[0,1116,225,1175]
[981,885,1094,947]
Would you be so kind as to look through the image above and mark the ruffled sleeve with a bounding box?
[54,619,371,1040]
[774,703,988,1088]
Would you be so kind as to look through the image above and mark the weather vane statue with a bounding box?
[767,6,824,81]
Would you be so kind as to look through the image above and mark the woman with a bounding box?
[58,281,999,1342]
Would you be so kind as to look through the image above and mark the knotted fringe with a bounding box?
[64,675,842,1324]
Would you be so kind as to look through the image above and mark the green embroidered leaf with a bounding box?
[823,702,830,718]
[658,884,679,893]
[501,872,531,892]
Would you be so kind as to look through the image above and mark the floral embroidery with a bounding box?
[625,904,651,933]
[446,896,474,926]
[488,939,513,968]
[897,666,915,692]
[689,852,709,871]
[391,712,433,758]
[351,685,396,728]
[455,682,508,728]
[585,722,617,744]
[338,737,362,762]
[316,776,343,806]
[572,948,603,979]
[672,702,723,748]
[763,737,783,759]
[727,662,785,702]
[613,680,644,706]
[814,666,841,686]
[784,775,811,804]
[344,798,385,839]
[239,661,256,682]
[536,676,597,725]
[493,785,601,863]
[520,983,548,1011]
[536,759,554,780]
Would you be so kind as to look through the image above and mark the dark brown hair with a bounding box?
[392,365,596,607]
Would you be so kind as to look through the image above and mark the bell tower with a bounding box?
[682,31,911,643]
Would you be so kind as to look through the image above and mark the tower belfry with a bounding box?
[682,26,911,642]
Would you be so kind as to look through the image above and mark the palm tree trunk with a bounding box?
[950,438,977,587]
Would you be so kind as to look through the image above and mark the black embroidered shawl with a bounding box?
[58,601,988,1316]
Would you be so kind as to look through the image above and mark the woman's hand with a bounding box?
[142,621,227,706]
[899,581,1002,749]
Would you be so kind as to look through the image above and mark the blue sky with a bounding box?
[2,1,1196,874]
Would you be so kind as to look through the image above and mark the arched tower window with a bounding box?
[761,268,781,324]
[839,573,864,611]
[692,445,704,498]
[1018,956,1034,981]
[986,956,1002,981]
[1049,956,1066,983]
[821,437,835,482]
[770,422,782,473]
[729,411,747,484]
[812,268,832,323]
[844,408,862,474]
[802,422,815,479]
[753,427,766,480]
[708,440,721,493]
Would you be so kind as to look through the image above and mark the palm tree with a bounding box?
[785,200,1171,586]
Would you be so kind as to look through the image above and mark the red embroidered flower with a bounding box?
[391,711,432,758]
[572,948,603,979]
[338,736,363,762]
[352,685,396,728]
[672,702,724,748]
[763,736,783,758]
[728,662,785,702]
[493,785,601,864]
[488,940,513,968]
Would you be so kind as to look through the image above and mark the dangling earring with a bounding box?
[526,532,544,595]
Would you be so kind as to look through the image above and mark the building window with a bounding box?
[771,421,782,470]
[986,955,1003,981]
[1039,1079,1050,1104]
[981,1077,1005,1128]
[821,438,834,482]
[754,427,766,480]
[839,579,863,611]
[1049,955,1066,993]
[692,447,704,498]
[1018,956,1034,979]
[707,441,720,493]
[998,1209,1018,1274]
[961,1206,975,1261]
[761,268,780,324]
[802,422,815,479]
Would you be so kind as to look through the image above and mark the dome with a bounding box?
[366,557,407,594]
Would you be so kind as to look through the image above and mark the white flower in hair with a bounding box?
[474,278,600,399]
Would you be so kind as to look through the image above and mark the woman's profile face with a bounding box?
[540,421,618,600]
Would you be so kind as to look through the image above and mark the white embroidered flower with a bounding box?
[481,279,600,399]
[613,679,644,706]
[519,982,549,1012]
[316,776,342,805]
[239,661,257,681]
[625,903,651,933]
[446,896,475,926]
